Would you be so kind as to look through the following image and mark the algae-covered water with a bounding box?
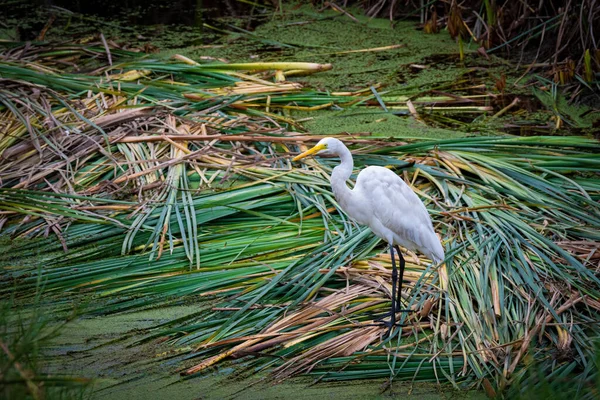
[44,305,484,400]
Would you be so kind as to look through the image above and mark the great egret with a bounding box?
[292,137,444,334]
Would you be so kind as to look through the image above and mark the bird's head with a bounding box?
[292,137,343,161]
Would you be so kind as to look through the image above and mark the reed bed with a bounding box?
[357,0,599,90]
[0,42,599,397]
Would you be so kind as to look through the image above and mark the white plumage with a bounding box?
[352,166,444,262]
[293,137,444,334]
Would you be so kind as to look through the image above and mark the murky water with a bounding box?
[17,0,256,25]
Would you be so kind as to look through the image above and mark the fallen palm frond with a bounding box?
[0,43,340,267]
[3,134,599,396]
[1,41,599,397]
[0,40,144,71]
[162,137,600,392]
[0,42,503,199]
[0,41,499,192]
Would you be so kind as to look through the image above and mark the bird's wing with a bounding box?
[356,166,443,260]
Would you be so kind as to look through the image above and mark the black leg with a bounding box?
[394,245,405,311]
[388,244,397,337]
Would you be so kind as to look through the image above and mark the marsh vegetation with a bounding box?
[1,1,599,399]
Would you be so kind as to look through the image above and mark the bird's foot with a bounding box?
[379,320,406,339]
[373,310,415,323]
[382,320,393,339]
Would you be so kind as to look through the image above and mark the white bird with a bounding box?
[293,137,444,334]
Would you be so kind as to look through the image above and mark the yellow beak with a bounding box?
[292,144,326,162]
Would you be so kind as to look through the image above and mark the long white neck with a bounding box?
[330,144,354,204]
